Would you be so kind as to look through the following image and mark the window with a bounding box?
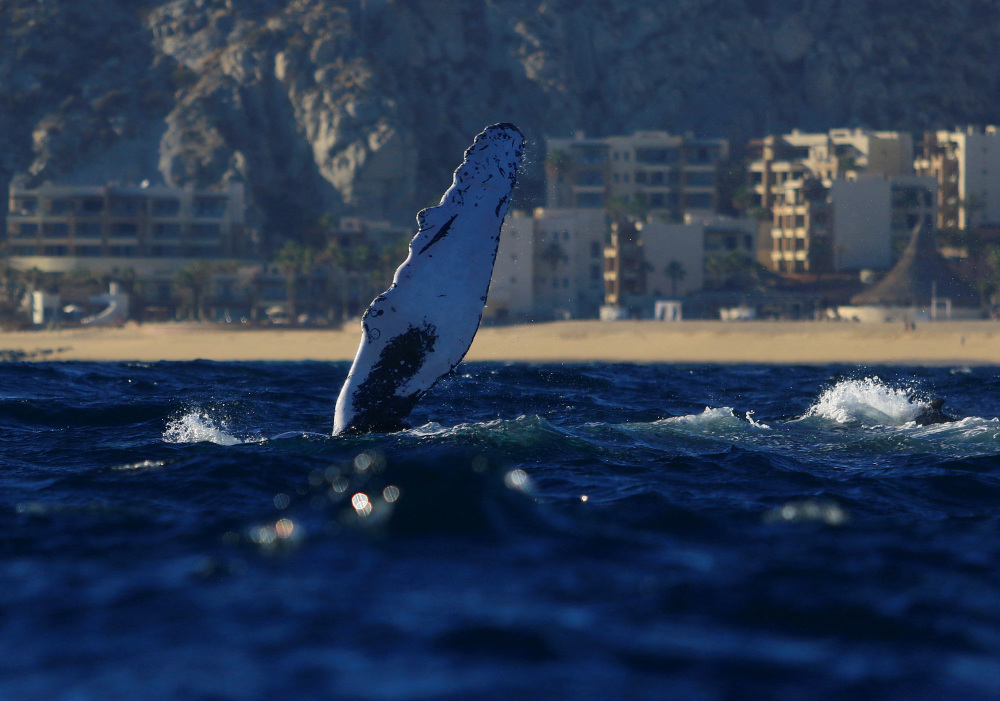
[152,199,180,216]
[151,245,180,257]
[153,223,181,239]
[111,222,138,237]
[590,241,601,258]
[686,193,713,209]
[43,222,69,238]
[110,198,141,215]
[636,149,670,164]
[686,170,715,187]
[43,245,69,256]
[75,246,103,257]
[14,198,37,214]
[76,222,102,238]
[576,193,604,208]
[687,146,718,165]
[191,223,221,239]
[15,223,38,238]
[80,198,103,213]
[190,243,221,256]
[49,199,73,214]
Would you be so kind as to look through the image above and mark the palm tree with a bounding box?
[174,261,215,320]
[664,260,686,297]
[24,267,47,293]
[274,241,318,322]
[605,195,647,223]
[539,241,568,270]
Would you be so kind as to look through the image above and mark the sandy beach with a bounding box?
[2,319,999,365]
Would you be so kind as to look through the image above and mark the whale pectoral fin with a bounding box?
[340,323,438,434]
[416,214,459,256]
[332,123,524,436]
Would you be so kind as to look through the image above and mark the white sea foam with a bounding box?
[163,410,242,445]
[804,377,923,426]
[659,406,771,430]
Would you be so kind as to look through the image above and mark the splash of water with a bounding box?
[661,406,770,430]
[805,377,923,426]
[163,410,242,445]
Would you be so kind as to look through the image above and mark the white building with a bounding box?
[485,212,535,322]
[487,208,607,321]
[640,220,705,298]
[532,208,607,319]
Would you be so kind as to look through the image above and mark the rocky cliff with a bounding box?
[2,0,998,248]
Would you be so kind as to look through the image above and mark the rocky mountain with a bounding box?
[2,0,998,250]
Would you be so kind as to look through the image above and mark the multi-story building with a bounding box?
[489,206,757,320]
[749,129,934,274]
[604,215,757,315]
[769,177,832,273]
[545,131,729,222]
[769,174,937,274]
[915,126,1000,231]
[485,212,535,323]
[532,208,607,319]
[749,128,914,213]
[4,181,251,274]
[603,219,645,311]
[487,208,608,321]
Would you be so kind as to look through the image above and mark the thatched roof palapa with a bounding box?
[850,222,978,307]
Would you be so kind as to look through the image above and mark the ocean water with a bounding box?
[2,360,1000,700]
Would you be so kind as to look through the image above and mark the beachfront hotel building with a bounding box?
[745,128,940,274]
[748,128,914,213]
[487,208,606,321]
[544,131,729,222]
[603,215,757,312]
[4,180,252,275]
[914,126,1000,232]
[769,174,937,274]
[490,206,758,320]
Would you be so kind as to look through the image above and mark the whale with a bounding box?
[914,397,957,426]
[333,123,524,435]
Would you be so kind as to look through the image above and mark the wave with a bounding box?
[802,377,927,426]
[163,409,245,445]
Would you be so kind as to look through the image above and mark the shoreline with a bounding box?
[1,319,998,366]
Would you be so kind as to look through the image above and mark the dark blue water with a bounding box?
[3,361,1000,700]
